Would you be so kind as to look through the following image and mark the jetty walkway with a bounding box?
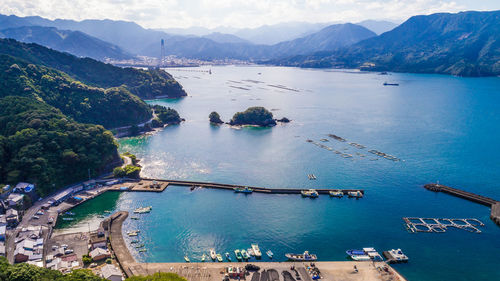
[424,183,500,226]
[139,178,364,195]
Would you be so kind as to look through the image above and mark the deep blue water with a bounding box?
[66,66,500,281]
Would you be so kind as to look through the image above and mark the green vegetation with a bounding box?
[0,38,187,99]
[122,152,138,165]
[0,54,152,129]
[152,105,182,125]
[209,111,223,124]
[113,165,141,178]
[126,272,187,281]
[82,255,92,265]
[0,256,106,281]
[0,96,118,196]
[229,107,276,127]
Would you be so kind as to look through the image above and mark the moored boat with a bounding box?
[251,244,262,258]
[301,189,319,198]
[62,217,74,221]
[285,251,317,261]
[234,249,243,261]
[348,191,363,198]
[201,254,206,262]
[139,249,147,253]
[266,250,273,259]
[234,187,253,193]
[346,249,371,261]
[384,248,409,263]
[329,190,343,197]
[216,253,223,262]
[241,249,249,260]
[210,249,217,260]
[184,256,190,263]
[225,252,231,261]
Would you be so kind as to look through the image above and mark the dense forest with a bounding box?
[0,38,187,99]
[0,55,151,129]
[230,107,276,127]
[0,97,118,196]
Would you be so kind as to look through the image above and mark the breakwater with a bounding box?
[142,178,364,195]
[424,183,499,226]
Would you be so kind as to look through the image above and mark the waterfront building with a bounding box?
[101,264,123,281]
[0,225,5,241]
[89,247,111,261]
[6,209,19,227]
[6,193,23,207]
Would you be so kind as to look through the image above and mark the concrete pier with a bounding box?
[424,183,499,226]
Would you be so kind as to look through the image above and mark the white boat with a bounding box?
[247,248,255,256]
[351,255,371,261]
[266,250,273,259]
[329,190,343,197]
[134,206,152,214]
[210,249,217,260]
[285,251,317,261]
[251,244,262,258]
[301,189,319,198]
[348,191,363,198]
[385,249,409,263]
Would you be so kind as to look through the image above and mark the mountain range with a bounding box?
[0,25,133,60]
[271,11,500,76]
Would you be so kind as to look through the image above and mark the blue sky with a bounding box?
[1,0,499,28]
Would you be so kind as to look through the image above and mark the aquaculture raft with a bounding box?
[403,217,485,234]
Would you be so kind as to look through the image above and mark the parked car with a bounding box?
[61,244,68,249]
[64,249,74,255]
[89,263,98,268]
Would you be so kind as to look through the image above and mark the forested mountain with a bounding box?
[0,26,133,60]
[0,96,118,195]
[0,54,151,128]
[272,11,500,76]
[0,38,186,99]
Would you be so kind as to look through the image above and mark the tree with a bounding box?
[113,167,126,177]
[82,254,92,265]
[209,111,223,124]
[129,125,140,136]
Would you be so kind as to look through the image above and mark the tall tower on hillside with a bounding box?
[160,39,165,68]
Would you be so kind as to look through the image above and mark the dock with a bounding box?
[424,183,499,226]
[142,178,364,196]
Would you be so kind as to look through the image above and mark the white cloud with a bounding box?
[0,0,495,29]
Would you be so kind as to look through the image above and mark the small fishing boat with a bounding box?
[384,249,409,263]
[346,249,371,261]
[131,217,139,220]
[139,249,147,252]
[65,211,75,216]
[225,252,231,261]
[97,215,105,218]
[241,249,249,260]
[285,251,317,261]
[266,250,273,259]
[301,189,319,198]
[348,191,363,198]
[329,190,343,197]
[233,187,253,193]
[251,244,262,258]
[184,256,190,263]
[128,232,138,237]
[201,254,206,262]
[130,240,139,244]
[216,253,223,262]
[210,249,217,260]
[133,206,152,214]
[383,82,399,86]
[62,217,74,221]
[234,249,243,261]
[104,210,112,213]
[135,244,145,248]
[247,248,254,256]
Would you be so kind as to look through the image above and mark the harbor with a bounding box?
[108,211,407,281]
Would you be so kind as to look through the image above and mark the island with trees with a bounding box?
[228,106,290,127]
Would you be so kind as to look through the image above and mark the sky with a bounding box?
[1,0,499,29]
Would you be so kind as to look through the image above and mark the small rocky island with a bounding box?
[152,105,183,127]
[229,106,290,127]
[209,111,224,124]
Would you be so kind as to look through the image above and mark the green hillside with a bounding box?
[0,96,118,195]
[0,54,151,128]
[0,38,186,99]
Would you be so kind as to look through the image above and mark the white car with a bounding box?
[64,249,74,255]
[89,263,98,268]
[32,215,40,220]
[61,244,68,249]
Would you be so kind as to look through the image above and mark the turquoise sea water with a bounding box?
[61,66,500,281]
